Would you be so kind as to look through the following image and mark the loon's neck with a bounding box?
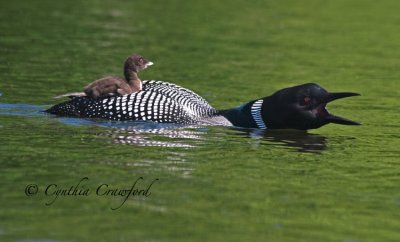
[221,99,267,129]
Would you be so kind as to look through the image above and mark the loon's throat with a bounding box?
[222,99,267,129]
[250,99,267,129]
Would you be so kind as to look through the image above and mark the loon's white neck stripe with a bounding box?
[250,99,267,129]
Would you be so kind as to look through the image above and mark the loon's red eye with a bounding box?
[303,96,311,105]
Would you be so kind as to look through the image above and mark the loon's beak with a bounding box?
[323,92,361,125]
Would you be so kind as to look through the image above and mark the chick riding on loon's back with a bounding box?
[47,81,360,130]
[54,54,153,99]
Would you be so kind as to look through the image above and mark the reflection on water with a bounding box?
[239,128,328,153]
[101,126,328,153]
[56,117,207,148]
[101,126,206,148]
[57,118,207,148]
[1,103,327,152]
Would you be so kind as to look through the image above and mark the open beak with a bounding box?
[323,92,361,125]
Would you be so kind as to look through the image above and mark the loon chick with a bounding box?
[46,81,360,130]
[54,54,153,99]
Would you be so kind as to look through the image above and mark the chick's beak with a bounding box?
[144,61,154,68]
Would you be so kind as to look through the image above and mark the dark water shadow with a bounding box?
[232,128,328,153]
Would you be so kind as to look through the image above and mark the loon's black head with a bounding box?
[261,83,360,130]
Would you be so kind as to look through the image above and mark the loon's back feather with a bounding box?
[46,80,218,124]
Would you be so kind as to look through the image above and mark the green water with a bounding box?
[0,0,399,241]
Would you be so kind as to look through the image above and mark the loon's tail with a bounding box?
[53,92,86,99]
[46,98,82,117]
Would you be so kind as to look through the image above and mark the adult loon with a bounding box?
[46,81,360,130]
[54,54,153,99]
